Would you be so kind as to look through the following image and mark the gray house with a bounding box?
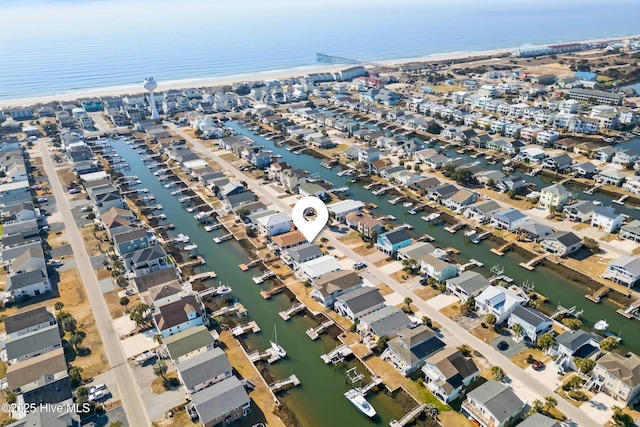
[177,347,233,394]
[334,287,385,321]
[563,200,596,223]
[5,324,62,364]
[462,380,526,427]
[446,271,490,303]
[541,231,582,257]
[357,306,411,340]
[282,242,323,269]
[507,306,553,343]
[112,228,149,256]
[190,376,251,427]
[381,325,445,376]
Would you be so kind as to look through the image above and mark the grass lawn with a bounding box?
[509,347,548,370]
[352,244,378,256]
[151,371,179,394]
[413,286,440,301]
[439,303,460,319]
[470,325,499,343]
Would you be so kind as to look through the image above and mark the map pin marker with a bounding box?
[292,196,329,243]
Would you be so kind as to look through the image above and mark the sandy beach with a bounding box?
[1,33,638,109]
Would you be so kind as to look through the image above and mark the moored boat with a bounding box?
[344,389,376,418]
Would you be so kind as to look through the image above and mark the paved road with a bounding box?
[171,123,598,427]
[38,140,150,427]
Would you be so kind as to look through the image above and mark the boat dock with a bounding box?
[389,404,428,427]
[364,182,379,190]
[586,287,611,303]
[388,196,404,205]
[584,184,604,195]
[269,374,300,392]
[253,269,275,284]
[359,376,383,396]
[612,195,629,205]
[550,304,579,320]
[212,303,247,317]
[306,320,334,340]
[444,222,465,233]
[260,284,287,299]
[239,259,261,271]
[279,302,305,320]
[187,271,217,283]
[232,321,261,337]
[618,299,640,319]
[213,234,234,243]
[491,240,516,256]
[471,231,491,244]
[177,256,206,268]
[460,259,484,271]
[320,344,353,364]
[248,348,282,364]
[372,186,392,196]
[519,253,546,271]
[397,223,413,230]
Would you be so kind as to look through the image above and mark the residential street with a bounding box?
[38,140,151,427]
[171,123,601,427]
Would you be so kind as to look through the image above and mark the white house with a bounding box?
[462,380,526,427]
[475,285,529,324]
[445,271,490,303]
[297,255,342,282]
[327,199,364,222]
[590,206,624,233]
[507,306,553,343]
[490,209,528,231]
[539,184,572,208]
[334,287,385,321]
[422,348,480,403]
[541,231,582,257]
[602,256,640,288]
[590,352,640,405]
[420,254,459,283]
[257,212,292,236]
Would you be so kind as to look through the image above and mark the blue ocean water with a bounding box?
[1,0,639,100]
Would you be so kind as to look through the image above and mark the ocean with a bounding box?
[2,0,640,101]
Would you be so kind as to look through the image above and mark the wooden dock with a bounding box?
[320,344,353,364]
[389,404,427,427]
[279,302,306,320]
[491,240,516,256]
[178,256,205,268]
[461,259,484,271]
[239,259,261,271]
[586,286,610,303]
[212,303,247,317]
[306,320,334,340]
[444,222,465,234]
[187,271,217,283]
[471,230,491,243]
[519,253,546,270]
[260,284,287,299]
[213,233,234,243]
[269,374,300,392]
[618,299,640,318]
[248,348,282,364]
[232,321,261,337]
[612,194,629,205]
[360,376,383,396]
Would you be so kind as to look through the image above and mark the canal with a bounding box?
[112,140,409,426]
[227,122,640,357]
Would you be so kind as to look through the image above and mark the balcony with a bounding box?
[461,401,496,427]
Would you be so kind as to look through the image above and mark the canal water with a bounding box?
[112,140,408,426]
[227,122,640,356]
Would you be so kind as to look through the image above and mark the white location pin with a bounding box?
[292,196,329,243]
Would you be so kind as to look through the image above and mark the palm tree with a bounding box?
[153,360,168,381]
[68,332,84,352]
[153,334,163,346]
[403,297,413,310]
[485,313,497,327]
[54,301,64,311]
[536,332,555,354]
[544,395,557,413]
[320,237,329,247]
[531,399,544,414]
[491,366,505,382]
[511,323,524,342]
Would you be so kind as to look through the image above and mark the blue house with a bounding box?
[574,71,597,81]
[376,228,413,256]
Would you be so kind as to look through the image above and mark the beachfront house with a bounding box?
[309,270,363,308]
[541,231,582,257]
[507,306,553,343]
[334,287,385,322]
[539,184,572,208]
[490,208,528,231]
[475,285,529,324]
[422,348,480,403]
[376,228,413,256]
[381,325,445,376]
[445,271,490,303]
[462,380,526,427]
[602,256,640,288]
[591,206,624,233]
[420,254,459,283]
[590,352,640,405]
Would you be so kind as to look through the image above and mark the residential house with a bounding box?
[563,200,596,223]
[10,247,46,276]
[298,183,327,200]
[164,325,216,363]
[123,246,169,277]
[475,170,505,187]
[620,220,640,243]
[542,154,573,172]
[153,294,208,338]
[593,146,616,162]
[270,230,307,252]
[176,348,232,394]
[591,205,625,233]
[597,170,627,187]
[281,243,323,269]
[6,347,67,394]
[423,154,450,170]
[571,161,598,178]
[257,212,292,236]
[112,228,149,256]
[541,231,582,257]
[623,178,640,196]
[427,184,459,202]
[309,270,363,308]
[344,212,386,240]
[475,285,529,324]
[397,241,437,262]
[5,270,51,300]
[613,149,640,166]
[462,380,526,427]
[445,271,490,303]
[3,408,80,426]
[507,306,553,343]
[327,199,364,222]
[553,138,578,151]
[443,189,477,213]
[553,329,602,372]
[422,348,480,403]
[357,306,411,341]
[133,268,179,295]
[590,352,640,404]
[190,377,251,427]
[381,326,445,375]
[496,176,525,193]
[4,324,62,364]
[602,256,640,288]
[376,228,413,256]
[539,184,572,208]
[420,254,459,283]
[3,307,55,339]
[463,200,501,224]
[334,287,385,322]
[515,220,553,242]
[490,208,529,231]
[518,413,561,427]
[297,255,342,282]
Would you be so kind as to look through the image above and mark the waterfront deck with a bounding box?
[321,344,353,364]
[213,233,234,243]
[618,299,640,319]
[519,253,546,271]
[586,286,610,303]
[260,283,287,299]
[239,259,261,271]
[306,320,334,340]
[389,404,427,427]
[269,374,301,392]
[278,302,305,320]
[491,240,516,256]
[232,321,261,337]
[248,348,282,364]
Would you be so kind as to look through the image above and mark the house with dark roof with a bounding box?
[190,376,250,427]
[281,243,323,269]
[426,184,458,202]
[553,329,602,372]
[6,347,67,392]
[376,228,413,256]
[3,408,80,427]
[164,325,216,363]
[381,325,445,375]
[21,369,73,408]
[445,271,490,303]
[563,200,596,223]
[463,200,502,224]
[177,347,232,394]
[5,270,51,300]
[518,413,561,427]
[4,307,55,339]
[515,219,553,242]
[357,306,411,342]
[490,209,528,231]
[5,324,62,364]
[334,287,385,321]
[462,380,525,427]
[507,306,553,343]
[133,268,180,294]
[143,281,182,308]
[309,270,363,307]
[112,228,149,256]
[153,294,208,338]
[10,247,46,276]
[590,352,640,404]
[422,348,480,402]
[541,231,582,257]
[123,245,169,277]
[571,161,598,178]
[542,153,573,172]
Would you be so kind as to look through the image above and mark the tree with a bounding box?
[54,301,64,311]
[530,399,544,415]
[583,237,600,254]
[491,366,505,382]
[424,404,438,418]
[537,332,555,353]
[130,303,151,326]
[450,168,473,185]
[69,366,84,388]
[375,335,389,352]
[544,395,557,413]
[612,405,634,427]
[511,323,524,341]
[320,237,329,247]
[600,336,619,353]
[427,122,443,134]
[401,258,418,274]
[303,280,312,294]
[485,313,497,327]
[486,178,495,188]
[116,275,128,286]
[566,375,585,390]
[60,313,77,334]
[562,317,582,331]
[573,357,595,375]
[403,297,413,310]
[68,331,85,352]
[507,189,517,199]
[422,316,432,328]
[194,128,203,137]
[6,391,16,404]
[153,360,168,380]
[153,334,163,346]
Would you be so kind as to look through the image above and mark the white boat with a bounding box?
[593,200,602,206]
[403,202,414,208]
[204,224,220,232]
[344,389,376,418]
[464,229,477,237]
[216,285,233,295]
[422,213,441,222]
[270,325,286,358]
[594,319,609,331]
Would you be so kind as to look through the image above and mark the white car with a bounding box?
[37,197,48,203]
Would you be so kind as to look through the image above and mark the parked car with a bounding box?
[497,341,509,351]
[532,360,545,371]
[69,188,81,194]
[37,197,48,203]
[353,262,367,270]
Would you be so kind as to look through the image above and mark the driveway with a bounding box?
[490,335,526,358]
[86,370,121,405]
[582,392,616,426]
